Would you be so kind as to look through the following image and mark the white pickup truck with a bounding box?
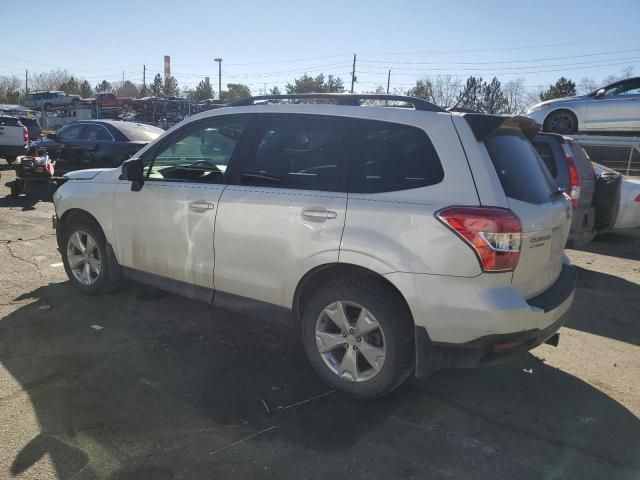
[0,115,28,164]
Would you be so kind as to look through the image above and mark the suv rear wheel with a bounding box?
[61,220,119,294]
[301,277,414,399]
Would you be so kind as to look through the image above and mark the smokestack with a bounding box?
[164,55,171,82]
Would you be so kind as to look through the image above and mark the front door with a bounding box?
[214,114,349,307]
[112,115,251,291]
[585,78,640,131]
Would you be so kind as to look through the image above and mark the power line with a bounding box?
[359,48,640,66]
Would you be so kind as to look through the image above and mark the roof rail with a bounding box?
[228,93,446,112]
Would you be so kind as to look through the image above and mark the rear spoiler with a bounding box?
[463,114,541,142]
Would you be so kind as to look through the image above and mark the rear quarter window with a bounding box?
[0,117,22,127]
[486,130,558,204]
[349,119,443,193]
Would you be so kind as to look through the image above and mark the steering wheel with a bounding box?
[190,159,220,171]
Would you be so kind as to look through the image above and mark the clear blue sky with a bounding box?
[2,0,639,96]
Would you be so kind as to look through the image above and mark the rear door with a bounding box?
[484,129,572,298]
[213,114,348,307]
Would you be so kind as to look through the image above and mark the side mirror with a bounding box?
[595,88,605,99]
[46,132,57,140]
[121,157,144,191]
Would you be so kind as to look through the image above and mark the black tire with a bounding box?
[544,110,578,134]
[301,277,414,399]
[5,156,16,165]
[60,219,120,295]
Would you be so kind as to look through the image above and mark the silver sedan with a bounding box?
[528,77,640,134]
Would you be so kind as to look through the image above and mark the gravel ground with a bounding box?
[1,165,639,480]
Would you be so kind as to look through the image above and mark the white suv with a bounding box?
[52,94,576,398]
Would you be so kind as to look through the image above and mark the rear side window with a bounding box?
[350,119,443,193]
[485,131,558,204]
[242,115,347,192]
[532,141,558,178]
[0,116,22,127]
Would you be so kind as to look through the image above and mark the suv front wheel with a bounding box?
[301,278,414,399]
[61,220,119,294]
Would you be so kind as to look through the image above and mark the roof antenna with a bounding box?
[448,83,474,112]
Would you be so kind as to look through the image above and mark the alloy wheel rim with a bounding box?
[550,114,575,133]
[315,301,386,382]
[66,231,101,285]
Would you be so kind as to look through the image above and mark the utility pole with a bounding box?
[143,64,146,89]
[214,58,222,100]
[350,54,356,93]
[25,69,28,94]
[386,69,391,94]
[122,70,125,89]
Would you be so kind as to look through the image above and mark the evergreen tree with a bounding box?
[540,77,576,101]
[150,74,163,97]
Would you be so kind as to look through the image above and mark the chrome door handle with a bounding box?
[189,201,216,212]
[301,208,338,221]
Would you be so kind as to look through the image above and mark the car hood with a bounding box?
[63,168,111,180]
[529,95,587,110]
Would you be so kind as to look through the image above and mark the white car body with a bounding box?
[52,98,576,396]
[593,162,640,229]
[528,77,640,134]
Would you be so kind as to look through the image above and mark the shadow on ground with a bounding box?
[577,229,640,261]
[1,282,639,479]
[564,266,640,346]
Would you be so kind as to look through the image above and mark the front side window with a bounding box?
[349,119,444,193]
[58,124,84,141]
[605,79,640,96]
[145,117,248,183]
[241,115,347,191]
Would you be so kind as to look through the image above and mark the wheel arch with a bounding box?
[56,208,103,249]
[542,107,580,132]
[292,263,414,326]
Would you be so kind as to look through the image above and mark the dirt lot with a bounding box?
[1,165,639,480]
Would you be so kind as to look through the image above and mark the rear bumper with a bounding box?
[412,264,576,377]
[0,145,25,158]
[567,205,596,248]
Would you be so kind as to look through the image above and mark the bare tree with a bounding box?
[502,78,528,115]
[0,75,23,103]
[577,77,598,95]
[30,69,72,91]
[430,75,463,108]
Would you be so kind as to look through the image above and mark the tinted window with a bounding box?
[146,117,247,183]
[0,116,21,127]
[242,116,346,192]
[58,124,84,140]
[350,119,443,193]
[532,141,558,178]
[485,131,558,204]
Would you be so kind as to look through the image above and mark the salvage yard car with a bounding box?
[528,77,640,134]
[43,120,164,175]
[81,92,135,110]
[23,91,81,111]
[52,94,576,399]
[0,115,29,164]
[593,162,640,229]
[532,133,597,247]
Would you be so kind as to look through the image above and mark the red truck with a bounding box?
[81,93,135,109]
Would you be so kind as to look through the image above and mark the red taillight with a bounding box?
[635,194,640,203]
[562,142,580,207]
[23,126,29,144]
[437,207,522,272]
